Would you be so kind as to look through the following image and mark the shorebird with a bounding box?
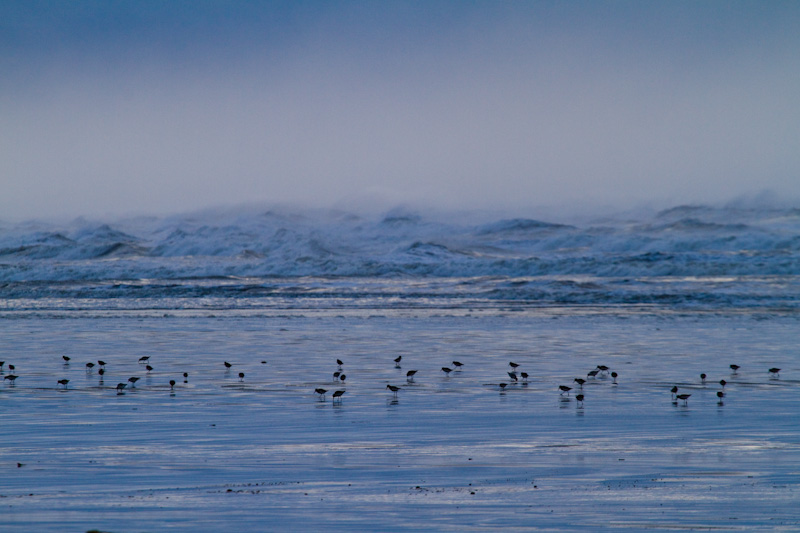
[315,388,328,399]
[576,394,584,407]
[671,385,678,399]
[0,361,4,370]
[406,370,418,382]
[138,356,150,364]
[769,367,781,377]
[238,372,245,382]
[337,359,343,369]
[452,361,464,369]
[499,382,508,391]
[507,372,518,382]
[574,378,586,388]
[700,373,707,384]
[146,365,154,373]
[62,356,71,364]
[719,379,727,389]
[333,371,341,382]
[58,379,69,389]
[224,361,232,369]
[7,364,14,371]
[394,356,402,367]
[441,367,453,376]
[183,372,189,383]
[520,372,529,382]
[730,364,740,374]
[4,374,17,384]
[116,383,126,394]
[169,380,176,391]
[128,377,140,387]
[509,362,520,371]
[332,390,345,404]
[676,393,691,406]
[596,365,610,374]
[339,374,346,383]
[716,390,725,404]
[611,372,618,384]
[85,362,95,370]
[559,385,572,395]
[98,368,105,377]
[386,384,401,397]
[587,369,599,379]
[97,360,106,368]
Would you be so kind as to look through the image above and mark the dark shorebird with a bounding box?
[769,367,781,377]
[596,365,610,374]
[333,371,341,382]
[394,356,402,367]
[97,360,106,368]
[499,382,508,391]
[406,370,418,382]
[671,385,678,399]
[587,369,599,379]
[509,362,520,371]
[339,374,346,383]
[85,362,95,371]
[611,371,618,384]
[574,378,586,388]
[332,390,345,404]
[386,384,401,397]
[224,361,232,369]
[116,383,127,394]
[0,361,4,370]
[719,379,727,389]
[716,390,725,404]
[559,385,572,395]
[700,373,707,384]
[337,359,344,369]
[576,394,584,407]
[169,379,176,391]
[62,356,71,364]
[676,393,691,406]
[315,388,328,399]
[98,368,105,377]
[183,372,189,383]
[520,372,529,382]
[8,364,14,371]
[138,356,150,364]
[452,361,464,369]
[4,374,18,384]
[238,372,245,382]
[507,372,518,382]
[128,376,140,387]
[58,379,69,389]
[730,364,740,374]
[146,365,154,373]
[441,367,453,376]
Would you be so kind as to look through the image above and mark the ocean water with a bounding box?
[1,205,799,531]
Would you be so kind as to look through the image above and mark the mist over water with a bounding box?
[2,2,800,219]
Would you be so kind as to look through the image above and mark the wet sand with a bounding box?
[1,309,799,531]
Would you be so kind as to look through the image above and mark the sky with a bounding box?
[2,1,800,220]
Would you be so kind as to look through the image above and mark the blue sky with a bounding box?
[2,1,799,219]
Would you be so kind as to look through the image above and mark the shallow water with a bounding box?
[1,306,798,531]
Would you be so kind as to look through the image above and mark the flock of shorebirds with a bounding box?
[0,355,784,409]
[668,364,782,406]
